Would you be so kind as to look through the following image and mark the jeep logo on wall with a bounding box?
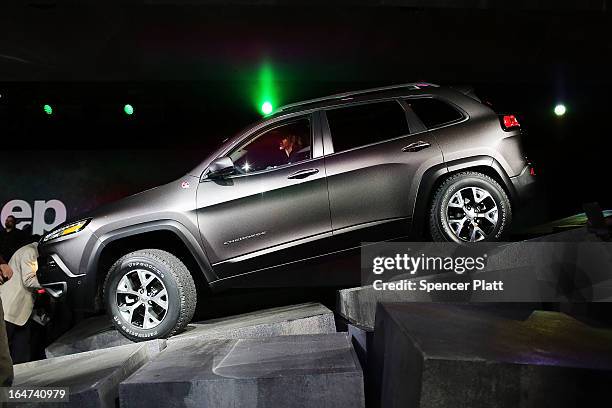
[1,199,67,235]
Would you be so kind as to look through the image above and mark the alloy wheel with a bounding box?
[116,269,169,329]
[445,186,499,242]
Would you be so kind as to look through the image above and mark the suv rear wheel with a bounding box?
[429,171,511,242]
[103,249,197,341]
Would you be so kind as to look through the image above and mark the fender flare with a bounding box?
[78,220,218,310]
[410,155,516,237]
[89,220,218,283]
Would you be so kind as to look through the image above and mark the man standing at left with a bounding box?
[0,255,14,386]
[0,216,25,261]
[0,238,41,364]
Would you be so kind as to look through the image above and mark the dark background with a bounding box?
[1,1,611,230]
[1,0,612,350]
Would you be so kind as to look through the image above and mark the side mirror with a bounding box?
[207,157,235,179]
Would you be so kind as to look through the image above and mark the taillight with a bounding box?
[501,115,520,130]
[37,289,46,294]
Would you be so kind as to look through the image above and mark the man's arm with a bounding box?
[0,255,12,284]
[20,248,41,290]
[14,247,41,289]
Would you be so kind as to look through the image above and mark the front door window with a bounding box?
[229,119,312,174]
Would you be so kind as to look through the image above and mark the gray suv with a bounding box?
[38,83,536,340]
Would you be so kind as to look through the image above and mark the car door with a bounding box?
[196,114,332,279]
[321,99,444,248]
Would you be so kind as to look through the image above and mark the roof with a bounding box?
[275,82,440,114]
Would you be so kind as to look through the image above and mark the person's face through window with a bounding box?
[279,135,296,156]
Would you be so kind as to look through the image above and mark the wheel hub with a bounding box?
[445,186,499,242]
[116,269,169,330]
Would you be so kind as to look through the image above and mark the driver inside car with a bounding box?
[280,131,312,164]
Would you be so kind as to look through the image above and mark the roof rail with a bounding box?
[277,82,439,112]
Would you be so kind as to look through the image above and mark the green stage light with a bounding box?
[43,104,53,115]
[261,101,273,115]
[254,61,280,116]
[124,104,134,115]
[554,104,566,117]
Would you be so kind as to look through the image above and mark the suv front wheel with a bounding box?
[103,249,197,341]
[429,171,511,242]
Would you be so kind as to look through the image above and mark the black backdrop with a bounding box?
[1,3,611,233]
[1,80,609,234]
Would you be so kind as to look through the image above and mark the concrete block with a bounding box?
[347,324,373,369]
[46,316,133,358]
[337,283,433,329]
[170,302,336,344]
[342,231,612,329]
[47,302,336,357]
[369,303,612,408]
[120,333,364,408]
[13,340,166,408]
[339,238,597,329]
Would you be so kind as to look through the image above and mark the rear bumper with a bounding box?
[509,164,538,204]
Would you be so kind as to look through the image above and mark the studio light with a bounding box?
[261,101,273,115]
[255,61,279,116]
[554,104,566,117]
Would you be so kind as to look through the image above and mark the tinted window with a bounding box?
[326,101,409,153]
[230,118,311,174]
[406,98,463,129]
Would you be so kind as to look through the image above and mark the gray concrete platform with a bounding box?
[120,333,365,408]
[337,273,547,329]
[12,340,166,408]
[45,315,133,358]
[47,302,336,357]
[170,302,336,344]
[369,303,612,408]
[337,282,433,329]
[338,229,612,328]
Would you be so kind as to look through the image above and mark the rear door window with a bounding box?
[325,101,409,153]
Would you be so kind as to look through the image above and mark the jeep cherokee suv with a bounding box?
[38,82,536,340]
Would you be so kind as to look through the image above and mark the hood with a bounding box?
[79,175,201,237]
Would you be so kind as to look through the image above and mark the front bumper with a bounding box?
[37,254,81,299]
[37,227,100,311]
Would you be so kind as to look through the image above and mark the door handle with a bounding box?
[402,141,431,152]
[288,168,320,179]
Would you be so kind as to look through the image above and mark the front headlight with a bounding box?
[42,219,91,243]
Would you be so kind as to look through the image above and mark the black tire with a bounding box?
[103,249,197,341]
[429,171,511,242]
